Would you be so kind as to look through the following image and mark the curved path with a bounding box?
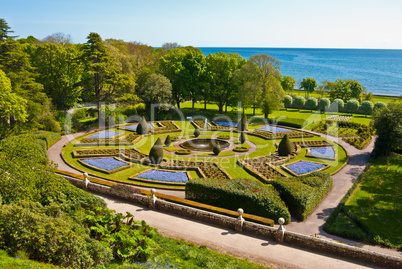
[48,130,402,268]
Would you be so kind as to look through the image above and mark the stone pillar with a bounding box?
[276,217,286,243]
[149,188,157,209]
[235,208,245,232]
[83,172,90,189]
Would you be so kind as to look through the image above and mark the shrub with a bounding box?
[271,172,332,220]
[373,101,386,111]
[239,132,246,144]
[293,96,305,109]
[176,149,192,155]
[120,105,138,117]
[331,98,344,111]
[149,138,164,164]
[213,143,221,155]
[319,98,331,111]
[194,127,200,137]
[136,117,149,135]
[346,99,359,114]
[186,178,291,223]
[164,135,172,146]
[237,114,247,131]
[283,95,293,109]
[278,134,293,156]
[306,97,318,111]
[361,100,374,117]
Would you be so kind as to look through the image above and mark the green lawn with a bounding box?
[345,154,402,247]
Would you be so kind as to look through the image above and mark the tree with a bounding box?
[239,132,246,144]
[213,142,221,155]
[281,76,296,95]
[164,135,171,147]
[234,61,262,114]
[346,99,359,115]
[136,117,148,135]
[329,79,364,102]
[300,77,317,97]
[42,32,72,45]
[373,103,402,156]
[331,98,344,113]
[319,98,331,112]
[278,134,293,156]
[360,100,374,117]
[260,76,285,118]
[206,52,246,114]
[293,96,305,110]
[141,73,172,113]
[306,97,318,112]
[194,127,200,137]
[0,19,17,41]
[161,42,182,50]
[149,138,164,164]
[237,114,248,132]
[283,95,293,110]
[374,101,386,111]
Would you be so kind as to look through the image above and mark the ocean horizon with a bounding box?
[197,47,402,97]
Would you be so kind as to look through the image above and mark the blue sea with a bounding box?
[198,48,402,96]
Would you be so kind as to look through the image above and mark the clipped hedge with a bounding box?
[186,178,291,223]
[271,171,332,221]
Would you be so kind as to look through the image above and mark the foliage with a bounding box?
[300,77,317,96]
[277,134,293,156]
[212,142,221,155]
[331,98,344,111]
[0,249,60,268]
[136,117,149,135]
[149,138,164,164]
[319,97,330,111]
[164,135,171,146]
[346,99,359,114]
[360,100,374,116]
[283,95,293,109]
[239,131,246,144]
[271,172,332,220]
[329,79,364,102]
[237,113,248,131]
[373,101,386,111]
[373,103,402,156]
[293,95,305,108]
[186,178,291,223]
[141,73,173,113]
[194,127,200,137]
[305,96,317,111]
[281,75,296,94]
[260,75,285,118]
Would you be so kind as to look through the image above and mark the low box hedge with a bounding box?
[186,178,291,224]
[271,171,332,221]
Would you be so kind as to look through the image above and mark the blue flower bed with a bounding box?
[137,169,189,183]
[258,125,292,133]
[124,123,154,130]
[88,131,121,139]
[81,157,128,171]
[284,161,326,176]
[309,147,335,159]
[214,121,238,127]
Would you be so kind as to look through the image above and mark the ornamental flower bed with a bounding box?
[306,147,336,160]
[257,125,293,133]
[326,115,351,122]
[282,160,329,176]
[122,123,154,131]
[214,121,238,127]
[88,131,121,139]
[79,157,130,174]
[135,169,189,183]
[252,130,314,140]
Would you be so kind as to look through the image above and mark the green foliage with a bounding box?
[346,99,360,113]
[360,100,374,116]
[271,172,333,220]
[331,98,344,111]
[194,127,200,137]
[300,77,317,96]
[305,96,317,111]
[283,95,293,109]
[136,117,149,135]
[373,101,386,111]
[329,79,364,102]
[277,134,293,156]
[164,135,172,146]
[237,113,248,131]
[239,131,246,144]
[142,73,173,113]
[293,96,305,108]
[149,138,164,164]
[281,76,296,94]
[186,178,291,223]
[0,249,60,268]
[319,97,330,111]
[212,142,221,155]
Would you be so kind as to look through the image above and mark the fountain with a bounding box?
[203,118,208,130]
[180,138,230,152]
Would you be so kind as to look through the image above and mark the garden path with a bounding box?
[48,130,402,267]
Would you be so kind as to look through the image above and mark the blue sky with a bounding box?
[1,0,401,49]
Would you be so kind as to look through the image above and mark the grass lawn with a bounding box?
[344,153,402,247]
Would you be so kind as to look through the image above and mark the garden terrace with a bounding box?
[191,120,212,129]
[251,130,314,140]
[72,147,145,159]
[118,122,154,131]
[152,121,182,134]
[276,140,333,148]
[167,159,231,180]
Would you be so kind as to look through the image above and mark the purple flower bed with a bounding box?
[88,131,121,139]
[284,161,326,176]
[258,125,292,133]
[124,123,154,130]
[309,147,335,159]
[215,121,238,127]
[81,157,128,171]
[137,169,189,183]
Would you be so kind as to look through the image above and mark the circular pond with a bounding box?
[180,138,230,152]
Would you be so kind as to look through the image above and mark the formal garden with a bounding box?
[62,115,348,223]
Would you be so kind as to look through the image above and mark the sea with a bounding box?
[198,48,402,97]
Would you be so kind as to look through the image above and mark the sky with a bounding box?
[1,0,401,49]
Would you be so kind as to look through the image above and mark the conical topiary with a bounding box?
[194,127,200,138]
[237,114,248,131]
[239,132,246,144]
[149,138,164,164]
[136,117,148,135]
[213,142,221,155]
[278,134,294,156]
[164,135,171,147]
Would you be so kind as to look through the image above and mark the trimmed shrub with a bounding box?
[319,98,331,111]
[237,114,248,131]
[164,135,172,147]
[373,101,386,111]
[293,96,305,109]
[213,143,221,155]
[271,172,332,220]
[283,95,293,109]
[239,132,246,144]
[194,127,200,138]
[136,117,148,135]
[306,97,318,111]
[186,178,291,223]
[278,134,293,156]
[149,138,164,164]
[346,99,360,114]
[331,98,344,111]
[361,100,374,117]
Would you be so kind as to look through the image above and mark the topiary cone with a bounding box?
[278,134,294,156]
[239,132,246,144]
[194,127,200,138]
[149,138,164,164]
[164,135,171,147]
[237,114,248,131]
[136,117,148,135]
[213,142,221,155]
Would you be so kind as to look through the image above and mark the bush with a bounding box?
[213,143,221,155]
[293,96,305,108]
[149,138,164,164]
[319,98,331,111]
[194,127,200,137]
[331,98,344,111]
[120,105,138,117]
[186,178,291,223]
[306,97,318,111]
[283,95,293,109]
[239,132,246,144]
[361,100,374,116]
[237,114,247,131]
[373,101,386,111]
[271,172,332,220]
[346,99,360,114]
[136,117,149,135]
[164,135,172,146]
[278,134,293,156]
